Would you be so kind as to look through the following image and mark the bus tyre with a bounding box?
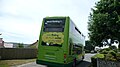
[81,56,84,61]
[82,56,84,59]
[72,58,76,67]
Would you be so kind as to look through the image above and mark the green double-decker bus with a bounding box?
[36,16,85,67]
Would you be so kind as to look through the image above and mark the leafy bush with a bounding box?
[100,50,109,54]
[108,50,116,56]
[18,43,24,48]
[99,46,118,54]
[116,53,120,61]
[91,54,104,59]
[100,50,117,61]
[99,50,119,61]
[91,54,104,67]
[99,48,110,54]
[109,46,117,50]
[118,48,120,52]
[105,53,116,61]
[91,47,120,67]
[104,48,111,51]
[85,49,91,53]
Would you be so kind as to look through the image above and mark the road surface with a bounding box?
[77,53,96,67]
[14,53,96,67]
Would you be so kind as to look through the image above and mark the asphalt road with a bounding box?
[76,53,96,67]
[15,53,96,67]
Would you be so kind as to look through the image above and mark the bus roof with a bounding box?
[45,16,69,19]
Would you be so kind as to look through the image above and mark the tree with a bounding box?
[88,0,120,47]
[85,40,94,51]
[18,43,24,48]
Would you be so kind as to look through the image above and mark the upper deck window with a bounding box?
[75,27,81,34]
[43,18,66,32]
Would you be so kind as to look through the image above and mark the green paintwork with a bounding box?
[37,16,85,67]
[36,60,73,67]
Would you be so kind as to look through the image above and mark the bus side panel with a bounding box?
[37,19,45,60]
[69,19,85,61]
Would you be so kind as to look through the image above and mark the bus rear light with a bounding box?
[64,54,67,59]
[64,54,67,63]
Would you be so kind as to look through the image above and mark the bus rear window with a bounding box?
[43,18,66,32]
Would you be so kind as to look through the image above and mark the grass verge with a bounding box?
[0,59,36,67]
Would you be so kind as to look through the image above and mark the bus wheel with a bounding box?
[72,58,76,67]
[82,56,84,60]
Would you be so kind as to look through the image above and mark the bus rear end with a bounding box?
[36,17,70,67]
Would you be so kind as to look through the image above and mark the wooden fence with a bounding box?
[0,48,37,60]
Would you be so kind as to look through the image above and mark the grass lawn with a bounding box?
[0,59,36,67]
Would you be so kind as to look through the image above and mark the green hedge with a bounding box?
[91,54,104,59]
[91,54,105,67]
[85,49,91,53]
[91,48,120,67]
[91,54,104,67]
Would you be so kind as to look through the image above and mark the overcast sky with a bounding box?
[0,0,99,44]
